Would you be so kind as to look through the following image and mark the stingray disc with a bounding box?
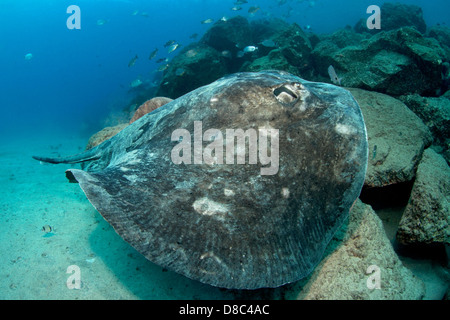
[39,71,368,289]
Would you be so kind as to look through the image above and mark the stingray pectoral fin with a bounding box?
[32,148,100,164]
[65,168,144,253]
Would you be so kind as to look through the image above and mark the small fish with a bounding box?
[248,6,260,14]
[131,10,139,16]
[231,6,242,11]
[372,145,377,160]
[243,45,258,53]
[236,51,245,58]
[42,225,53,233]
[175,68,186,76]
[130,79,143,88]
[140,12,149,17]
[156,57,168,63]
[157,64,169,72]
[128,55,138,67]
[201,19,214,24]
[261,39,276,48]
[164,40,176,48]
[221,50,232,58]
[185,49,198,58]
[96,19,108,26]
[149,48,158,60]
[24,53,33,60]
[328,65,342,86]
[167,43,180,54]
[220,16,228,22]
[234,0,248,5]
[189,33,198,39]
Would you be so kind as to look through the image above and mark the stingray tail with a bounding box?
[32,148,100,164]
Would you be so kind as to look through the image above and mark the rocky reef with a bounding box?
[89,2,449,299]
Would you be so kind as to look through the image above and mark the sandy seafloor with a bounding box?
[0,132,448,300]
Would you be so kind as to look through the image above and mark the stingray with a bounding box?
[33,71,368,289]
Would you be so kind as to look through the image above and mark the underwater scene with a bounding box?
[0,0,449,301]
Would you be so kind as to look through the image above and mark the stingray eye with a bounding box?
[273,83,302,105]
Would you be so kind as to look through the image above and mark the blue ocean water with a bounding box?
[0,0,449,139]
[0,0,449,300]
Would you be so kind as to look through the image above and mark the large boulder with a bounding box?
[348,88,432,187]
[249,18,291,44]
[296,199,425,300]
[201,16,252,53]
[241,22,313,77]
[396,149,450,246]
[312,27,445,96]
[155,43,228,99]
[271,23,313,74]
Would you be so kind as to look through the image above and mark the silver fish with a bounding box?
[328,65,342,86]
[243,46,258,53]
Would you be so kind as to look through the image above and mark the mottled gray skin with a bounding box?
[33,71,368,289]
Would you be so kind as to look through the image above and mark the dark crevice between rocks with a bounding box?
[360,181,450,280]
[394,242,448,265]
[359,181,413,251]
[359,180,415,210]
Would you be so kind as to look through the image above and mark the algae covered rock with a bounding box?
[312,27,445,96]
[156,43,228,99]
[202,16,252,53]
[428,25,450,63]
[271,23,312,73]
[348,88,432,187]
[397,149,450,246]
[296,199,425,300]
[242,49,298,75]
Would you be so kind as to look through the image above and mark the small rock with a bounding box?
[129,97,173,124]
[85,123,128,150]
